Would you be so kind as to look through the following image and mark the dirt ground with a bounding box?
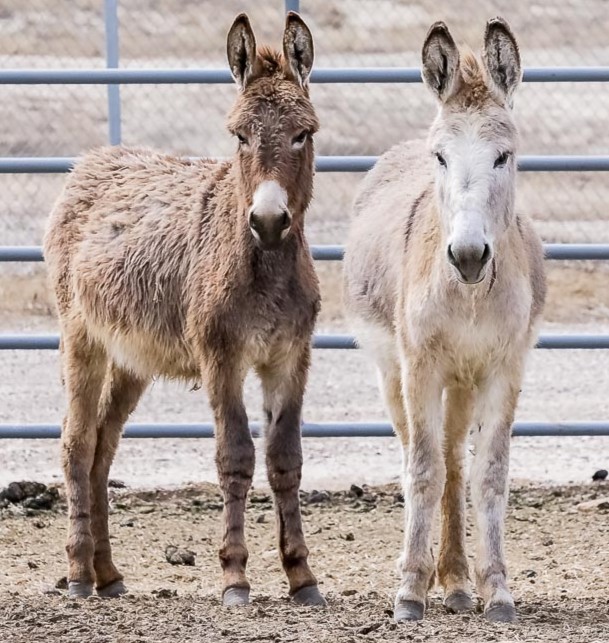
[0,481,608,643]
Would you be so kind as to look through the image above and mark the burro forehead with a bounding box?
[228,77,319,135]
[431,102,518,149]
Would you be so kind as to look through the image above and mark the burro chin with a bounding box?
[343,17,546,623]
[43,12,326,608]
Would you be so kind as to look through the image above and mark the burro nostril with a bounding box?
[447,244,457,266]
[279,210,291,230]
[481,243,491,265]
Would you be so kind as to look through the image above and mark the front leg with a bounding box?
[206,354,254,607]
[395,358,445,622]
[470,368,522,622]
[257,341,325,606]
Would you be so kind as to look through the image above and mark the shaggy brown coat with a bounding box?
[43,12,325,607]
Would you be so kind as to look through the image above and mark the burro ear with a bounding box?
[227,13,258,91]
[421,21,460,102]
[482,17,522,104]
[283,11,314,88]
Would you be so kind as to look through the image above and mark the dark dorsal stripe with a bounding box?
[404,186,430,253]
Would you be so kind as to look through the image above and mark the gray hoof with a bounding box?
[97,580,127,598]
[222,586,250,607]
[68,581,94,599]
[484,602,517,623]
[444,590,474,613]
[292,585,327,607]
[394,599,425,622]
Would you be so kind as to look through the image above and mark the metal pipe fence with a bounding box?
[2,244,609,262]
[1,422,609,440]
[2,67,609,84]
[1,15,608,439]
[4,155,609,174]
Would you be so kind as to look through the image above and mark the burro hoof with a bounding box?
[97,580,128,598]
[444,590,474,614]
[292,585,327,607]
[484,602,517,623]
[68,581,94,599]
[394,599,425,622]
[222,586,250,607]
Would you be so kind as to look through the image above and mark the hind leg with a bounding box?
[91,364,148,596]
[438,386,475,613]
[258,341,325,606]
[61,325,108,598]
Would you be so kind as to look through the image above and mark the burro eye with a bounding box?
[435,152,447,168]
[236,132,250,147]
[494,151,511,168]
[291,130,309,150]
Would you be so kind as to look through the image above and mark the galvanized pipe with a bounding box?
[103,0,122,145]
[3,155,609,174]
[284,0,300,13]
[2,67,609,85]
[0,421,608,439]
[3,244,609,263]
[1,334,609,351]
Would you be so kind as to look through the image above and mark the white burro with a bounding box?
[343,17,546,623]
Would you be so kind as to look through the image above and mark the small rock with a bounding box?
[42,588,62,596]
[27,561,38,569]
[250,494,271,504]
[165,545,196,566]
[120,519,135,527]
[576,497,609,512]
[393,492,405,504]
[542,538,554,547]
[341,532,355,542]
[152,588,177,598]
[341,588,357,596]
[357,623,381,635]
[255,514,266,524]
[524,569,537,578]
[306,490,331,504]
[22,489,58,511]
[108,479,126,489]
[137,506,156,515]
[1,481,47,504]
[592,469,608,482]
[55,576,69,590]
[349,484,364,498]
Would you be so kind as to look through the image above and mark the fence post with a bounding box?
[285,0,300,13]
[104,0,122,145]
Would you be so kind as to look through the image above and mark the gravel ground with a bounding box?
[0,482,608,643]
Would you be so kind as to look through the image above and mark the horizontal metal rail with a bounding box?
[3,155,609,174]
[2,67,609,85]
[1,334,609,351]
[0,421,608,439]
[3,244,609,263]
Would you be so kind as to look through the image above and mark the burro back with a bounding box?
[344,18,546,624]
[42,12,326,609]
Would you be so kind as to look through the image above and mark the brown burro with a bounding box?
[43,12,325,608]
[344,19,546,623]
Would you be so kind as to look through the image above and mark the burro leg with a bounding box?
[91,365,148,596]
[258,341,325,606]
[470,368,521,623]
[207,355,254,607]
[394,359,444,622]
[61,325,107,598]
[438,386,475,614]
